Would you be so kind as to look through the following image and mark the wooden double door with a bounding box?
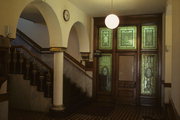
[93,15,162,106]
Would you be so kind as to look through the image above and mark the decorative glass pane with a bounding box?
[117,26,137,49]
[142,25,157,49]
[98,54,112,92]
[99,28,112,49]
[141,54,157,96]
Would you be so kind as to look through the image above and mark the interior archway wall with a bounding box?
[66,22,90,61]
[0,0,91,51]
[66,26,81,61]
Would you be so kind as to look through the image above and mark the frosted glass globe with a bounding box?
[105,14,120,29]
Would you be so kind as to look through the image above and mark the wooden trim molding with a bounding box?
[16,29,51,54]
[164,83,172,88]
[16,29,93,78]
[50,47,66,52]
[80,52,90,61]
[11,45,53,72]
[64,52,93,80]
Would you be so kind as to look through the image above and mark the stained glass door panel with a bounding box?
[117,26,137,49]
[141,54,158,96]
[142,25,157,49]
[98,54,112,92]
[99,28,112,50]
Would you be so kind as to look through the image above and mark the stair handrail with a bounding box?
[16,29,51,54]
[64,52,93,79]
[11,45,53,73]
[16,29,92,79]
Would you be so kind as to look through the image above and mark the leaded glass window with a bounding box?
[142,25,157,49]
[98,54,112,92]
[141,54,157,96]
[117,26,137,49]
[99,28,112,50]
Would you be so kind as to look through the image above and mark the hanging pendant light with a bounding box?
[105,0,120,29]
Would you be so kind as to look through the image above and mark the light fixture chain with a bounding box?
[111,0,113,13]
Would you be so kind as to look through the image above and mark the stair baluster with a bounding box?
[9,46,53,98]
[10,48,17,74]
[30,61,38,86]
[44,71,52,98]
[18,52,24,74]
[37,70,45,92]
[24,59,30,80]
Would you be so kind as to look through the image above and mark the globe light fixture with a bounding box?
[105,14,119,29]
[105,0,120,29]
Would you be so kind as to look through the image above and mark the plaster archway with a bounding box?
[68,21,90,53]
[16,0,62,48]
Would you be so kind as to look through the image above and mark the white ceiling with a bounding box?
[68,0,167,17]
[20,0,167,23]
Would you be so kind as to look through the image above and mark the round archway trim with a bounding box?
[21,1,63,48]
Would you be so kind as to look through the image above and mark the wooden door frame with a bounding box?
[93,14,162,105]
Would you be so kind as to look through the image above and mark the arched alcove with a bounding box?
[67,21,90,55]
[66,26,82,61]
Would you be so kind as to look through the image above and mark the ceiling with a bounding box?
[20,6,46,24]
[20,0,167,23]
[68,0,167,17]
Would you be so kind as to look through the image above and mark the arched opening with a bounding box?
[8,1,62,112]
[69,22,90,54]
[66,24,82,61]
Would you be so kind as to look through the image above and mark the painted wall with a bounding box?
[0,0,91,52]
[164,0,172,104]
[172,0,180,115]
[17,18,50,48]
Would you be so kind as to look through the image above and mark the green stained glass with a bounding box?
[117,26,137,49]
[142,25,157,49]
[99,28,112,49]
[98,54,112,92]
[141,54,157,96]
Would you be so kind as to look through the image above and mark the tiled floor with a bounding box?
[9,103,166,120]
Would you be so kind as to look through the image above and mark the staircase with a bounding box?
[9,46,53,98]
[8,29,92,112]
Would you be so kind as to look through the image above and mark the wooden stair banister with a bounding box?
[16,29,51,54]
[64,52,93,80]
[10,45,53,98]
[11,45,52,72]
[16,29,93,79]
